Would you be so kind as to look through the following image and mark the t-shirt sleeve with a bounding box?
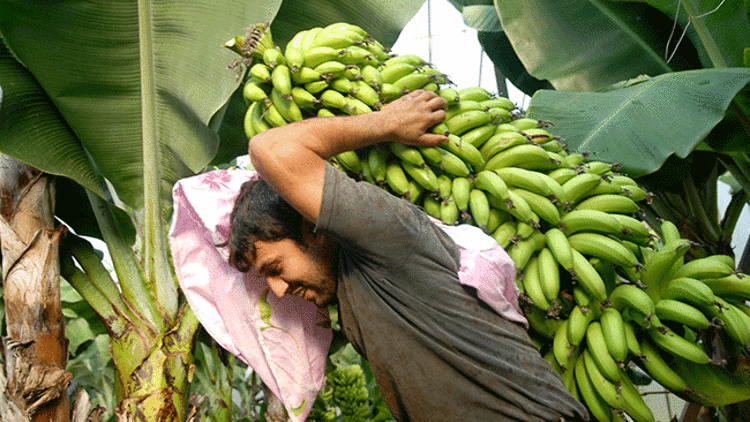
[316,162,452,269]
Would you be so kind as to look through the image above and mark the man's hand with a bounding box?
[378,89,449,147]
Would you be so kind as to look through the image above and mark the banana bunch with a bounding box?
[227,22,750,422]
[226,22,451,140]
[326,364,371,422]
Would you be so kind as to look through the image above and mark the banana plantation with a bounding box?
[1,0,749,421]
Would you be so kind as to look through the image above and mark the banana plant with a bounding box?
[0,1,426,420]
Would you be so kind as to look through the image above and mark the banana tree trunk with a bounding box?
[0,154,70,422]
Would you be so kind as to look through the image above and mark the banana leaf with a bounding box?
[526,68,750,176]
[0,0,281,211]
[492,0,703,92]
[604,0,750,69]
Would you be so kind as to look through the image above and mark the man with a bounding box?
[225,89,589,422]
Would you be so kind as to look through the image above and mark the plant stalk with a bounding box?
[138,0,178,320]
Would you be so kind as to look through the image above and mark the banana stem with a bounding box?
[720,189,749,245]
[684,175,720,244]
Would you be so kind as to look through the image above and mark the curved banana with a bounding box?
[457,86,493,102]
[638,339,688,392]
[582,349,624,410]
[480,131,530,160]
[507,231,545,270]
[674,255,735,280]
[567,232,638,268]
[451,177,472,212]
[648,325,710,364]
[439,134,485,169]
[574,354,614,422]
[444,109,493,136]
[599,307,629,363]
[469,188,491,230]
[545,228,574,272]
[568,303,600,347]
[553,319,575,371]
[492,221,518,249]
[461,124,497,149]
[586,321,623,383]
[538,247,561,301]
[523,256,554,311]
[401,160,438,192]
[384,161,410,195]
[663,277,716,309]
[640,239,693,301]
[549,167,578,185]
[511,188,561,226]
[484,143,560,172]
[575,194,639,214]
[493,167,552,198]
[618,370,655,422]
[572,249,608,302]
[561,173,602,205]
[654,298,711,330]
[560,209,623,236]
[607,284,656,328]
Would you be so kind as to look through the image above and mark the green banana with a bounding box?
[367,147,389,184]
[440,200,460,225]
[492,221,518,249]
[648,324,710,364]
[250,62,272,82]
[360,65,383,90]
[576,194,640,214]
[560,209,623,236]
[504,189,540,227]
[493,167,553,199]
[638,339,688,392]
[574,354,614,422]
[380,62,416,84]
[384,161,410,195]
[480,96,515,110]
[444,100,484,121]
[292,66,323,84]
[270,64,292,95]
[243,101,259,139]
[439,134,485,169]
[509,117,542,131]
[469,188,491,230]
[599,307,629,362]
[486,207,509,234]
[314,60,348,78]
[484,143,559,172]
[582,349,623,410]
[561,173,602,205]
[545,228,574,272]
[608,284,656,328]
[262,47,286,68]
[654,299,711,330]
[538,247,561,301]
[674,255,735,280]
[703,297,750,347]
[663,277,717,309]
[548,167,578,185]
[568,304,599,347]
[263,103,288,127]
[243,81,271,105]
[586,321,623,383]
[572,250,608,302]
[393,72,432,93]
[480,131,530,160]
[609,214,652,243]
[421,147,470,177]
[269,88,303,122]
[290,86,319,110]
[640,239,693,300]
[567,232,638,268]
[553,319,575,371]
[511,188,561,226]
[401,160,438,192]
[700,273,750,301]
[623,321,642,357]
[473,171,510,202]
[618,370,655,422]
[457,86,493,102]
[523,256,554,311]
[507,231,545,270]
[422,195,441,219]
[461,124,497,149]
[437,87,460,104]
[444,109,493,136]
[389,143,425,167]
[451,177,472,212]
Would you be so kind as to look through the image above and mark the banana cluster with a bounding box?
[227,21,450,138]
[326,364,371,422]
[227,22,750,422]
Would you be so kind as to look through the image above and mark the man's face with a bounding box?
[248,237,337,308]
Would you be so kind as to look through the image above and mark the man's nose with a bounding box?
[267,278,289,299]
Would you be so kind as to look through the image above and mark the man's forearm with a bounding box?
[246,90,448,224]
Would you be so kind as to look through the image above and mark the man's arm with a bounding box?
[248,90,448,224]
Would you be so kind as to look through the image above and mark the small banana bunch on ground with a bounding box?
[227,22,750,422]
[225,21,450,139]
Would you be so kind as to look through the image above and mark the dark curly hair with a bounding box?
[221,178,305,272]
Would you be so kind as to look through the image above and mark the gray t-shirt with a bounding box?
[316,163,589,422]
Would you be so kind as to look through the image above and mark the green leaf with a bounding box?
[0,40,106,198]
[0,0,281,210]
[463,5,503,32]
[527,68,750,176]
[745,47,750,67]
[612,0,750,68]
[493,0,702,91]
